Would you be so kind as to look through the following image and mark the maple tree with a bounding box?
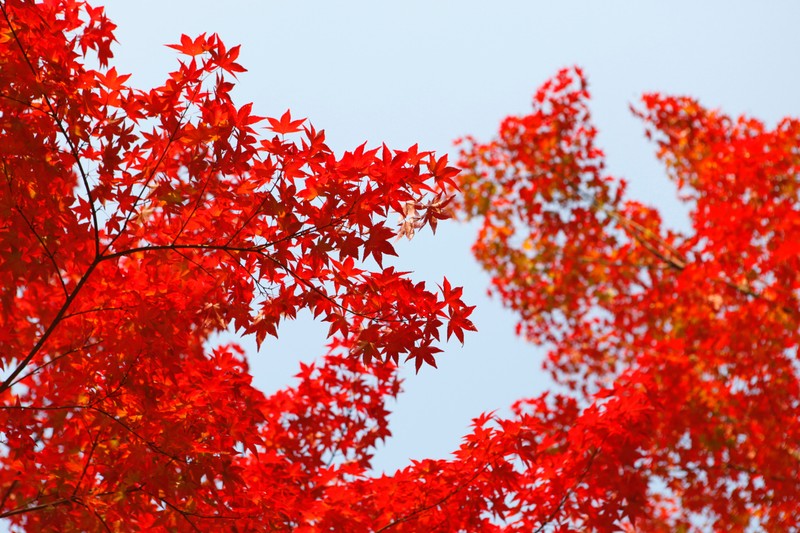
[0,1,473,530]
[453,68,800,529]
[1,1,799,532]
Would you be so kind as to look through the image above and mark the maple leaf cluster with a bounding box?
[0,1,474,529]
[1,1,798,531]
[456,67,800,529]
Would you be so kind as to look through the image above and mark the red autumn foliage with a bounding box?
[456,67,800,530]
[1,1,798,531]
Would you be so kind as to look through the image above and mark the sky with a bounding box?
[98,1,800,475]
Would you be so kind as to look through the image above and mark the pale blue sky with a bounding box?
[101,1,800,475]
